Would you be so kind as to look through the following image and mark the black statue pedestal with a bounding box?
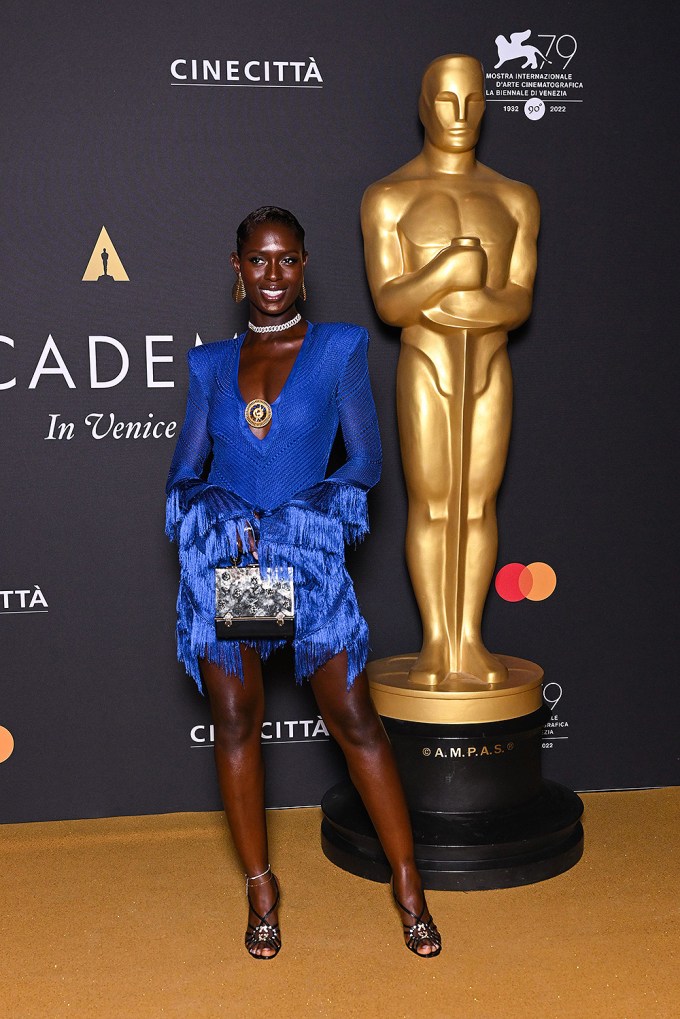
[321,707,584,890]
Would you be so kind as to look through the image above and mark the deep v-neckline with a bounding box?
[234,321,314,444]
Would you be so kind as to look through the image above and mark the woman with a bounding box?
[165,206,441,960]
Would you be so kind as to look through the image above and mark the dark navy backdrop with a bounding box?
[1,0,677,821]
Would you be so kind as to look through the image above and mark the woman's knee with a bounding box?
[200,661,264,753]
[323,697,385,750]
[212,706,262,754]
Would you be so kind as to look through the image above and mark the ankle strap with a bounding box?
[245,864,271,892]
[394,892,426,926]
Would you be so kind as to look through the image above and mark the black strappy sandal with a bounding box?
[245,867,281,960]
[393,890,442,958]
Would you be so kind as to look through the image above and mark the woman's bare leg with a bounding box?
[200,647,279,957]
[311,651,439,955]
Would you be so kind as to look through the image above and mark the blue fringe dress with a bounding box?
[165,321,382,694]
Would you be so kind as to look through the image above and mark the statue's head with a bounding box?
[419,54,485,153]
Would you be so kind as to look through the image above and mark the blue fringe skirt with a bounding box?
[166,480,370,695]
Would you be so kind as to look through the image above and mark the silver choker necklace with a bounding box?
[248,312,302,334]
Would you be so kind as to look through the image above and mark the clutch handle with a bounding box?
[230,516,260,566]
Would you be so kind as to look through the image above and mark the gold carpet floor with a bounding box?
[1,789,678,1019]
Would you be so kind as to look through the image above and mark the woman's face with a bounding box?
[231,222,307,319]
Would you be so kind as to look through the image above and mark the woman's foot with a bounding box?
[391,869,442,957]
[245,868,281,959]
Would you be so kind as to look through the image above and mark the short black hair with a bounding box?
[236,206,306,254]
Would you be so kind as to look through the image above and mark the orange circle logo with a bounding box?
[495,562,557,602]
[0,726,15,763]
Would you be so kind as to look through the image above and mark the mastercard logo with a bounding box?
[495,562,557,602]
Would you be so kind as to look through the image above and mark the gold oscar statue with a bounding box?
[362,54,543,723]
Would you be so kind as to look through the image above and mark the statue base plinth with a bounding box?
[321,707,584,890]
[367,653,544,724]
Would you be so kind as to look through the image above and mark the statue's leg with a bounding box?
[458,340,512,684]
[396,342,452,686]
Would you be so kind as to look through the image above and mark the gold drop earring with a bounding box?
[232,272,246,303]
[300,275,307,302]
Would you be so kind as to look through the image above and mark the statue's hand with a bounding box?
[435,238,487,292]
[424,280,531,332]
[424,240,495,326]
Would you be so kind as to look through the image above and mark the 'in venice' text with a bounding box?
[44,413,177,440]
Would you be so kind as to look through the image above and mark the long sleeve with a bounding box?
[270,327,382,544]
[327,326,382,491]
[165,349,211,499]
[165,347,254,552]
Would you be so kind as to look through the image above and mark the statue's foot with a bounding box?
[459,641,508,685]
[409,643,449,688]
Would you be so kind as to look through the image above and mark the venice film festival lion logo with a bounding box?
[495,30,550,70]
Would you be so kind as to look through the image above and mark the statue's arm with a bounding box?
[361,186,466,328]
[440,185,540,331]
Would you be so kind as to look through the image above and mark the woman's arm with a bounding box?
[284,327,382,544]
[165,347,253,550]
[327,326,382,491]
[166,348,212,497]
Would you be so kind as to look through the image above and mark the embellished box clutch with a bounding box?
[214,564,295,639]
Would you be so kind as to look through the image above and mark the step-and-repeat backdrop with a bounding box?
[2,1,677,821]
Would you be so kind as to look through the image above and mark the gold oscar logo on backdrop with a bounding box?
[82,227,129,282]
